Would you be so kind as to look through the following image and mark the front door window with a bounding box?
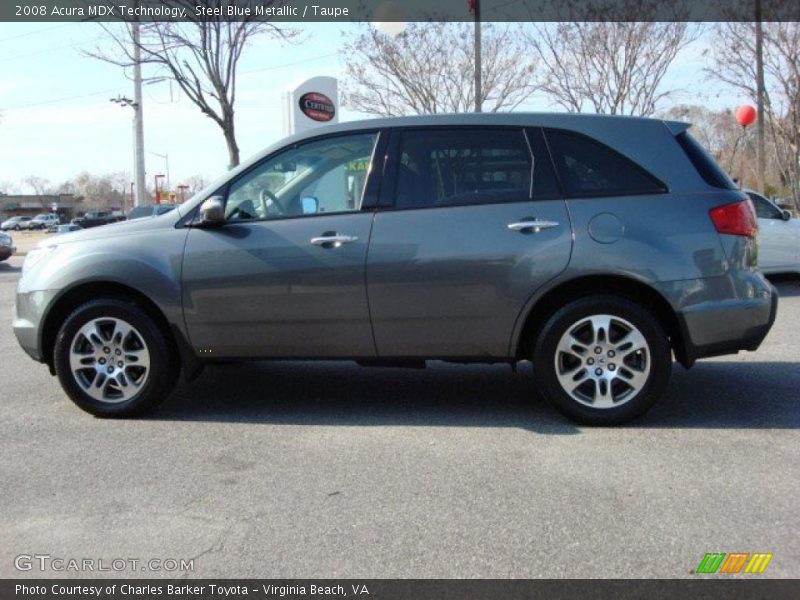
[225,132,379,222]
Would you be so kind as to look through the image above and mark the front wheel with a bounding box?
[532,296,671,425]
[54,299,178,417]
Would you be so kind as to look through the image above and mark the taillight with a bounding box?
[709,200,758,237]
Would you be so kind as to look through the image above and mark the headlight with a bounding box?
[22,245,58,273]
[0,234,11,247]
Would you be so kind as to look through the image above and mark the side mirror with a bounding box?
[301,196,319,215]
[782,210,792,221]
[197,196,225,227]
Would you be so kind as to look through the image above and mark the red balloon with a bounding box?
[735,105,757,127]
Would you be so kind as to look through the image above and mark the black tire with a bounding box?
[53,298,178,417]
[532,295,671,426]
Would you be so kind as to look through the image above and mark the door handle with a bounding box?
[310,234,358,247]
[507,219,560,233]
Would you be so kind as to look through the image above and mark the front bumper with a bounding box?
[13,289,58,363]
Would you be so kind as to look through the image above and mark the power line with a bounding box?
[0,33,105,63]
[0,43,85,63]
[2,88,120,111]
[0,24,70,43]
[240,52,338,75]
[3,53,340,112]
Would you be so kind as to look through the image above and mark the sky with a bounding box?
[0,21,751,194]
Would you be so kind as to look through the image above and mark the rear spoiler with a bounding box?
[663,120,691,136]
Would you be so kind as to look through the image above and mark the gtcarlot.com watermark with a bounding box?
[14,554,194,573]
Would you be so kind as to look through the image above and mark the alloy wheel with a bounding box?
[68,317,151,403]
[554,314,651,409]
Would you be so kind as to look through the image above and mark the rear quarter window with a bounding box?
[544,128,667,198]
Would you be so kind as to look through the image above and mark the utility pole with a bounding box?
[132,21,146,207]
[755,0,766,194]
[472,0,482,113]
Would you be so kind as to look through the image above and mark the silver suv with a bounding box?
[30,213,60,230]
[13,114,777,424]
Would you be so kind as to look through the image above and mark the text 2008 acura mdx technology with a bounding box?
[13,114,777,425]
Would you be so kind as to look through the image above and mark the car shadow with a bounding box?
[152,359,800,431]
[641,361,800,428]
[156,361,579,434]
[0,262,21,273]
[770,277,800,298]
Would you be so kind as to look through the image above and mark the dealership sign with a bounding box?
[283,76,339,135]
[298,92,336,122]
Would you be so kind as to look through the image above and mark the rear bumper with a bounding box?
[674,273,777,365]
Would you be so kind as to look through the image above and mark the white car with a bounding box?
[0,216,33,231]
[29,213,61,230]
[746,190,800,275]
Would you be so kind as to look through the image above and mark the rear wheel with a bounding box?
[54,299,178,417]
[532,295,671,425]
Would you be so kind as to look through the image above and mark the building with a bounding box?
[0,194,79,221]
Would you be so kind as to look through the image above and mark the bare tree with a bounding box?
[69,172,129,211]
[525,12,699,116]
[182,174,210,196]
[0,180,20,195]
[22,176,53,196]
[708,21,800,207]
[88,1,295,168]
[660,104,769,187]
[660,105,736,163]
[21,176,56,208]
[341,23,538,117]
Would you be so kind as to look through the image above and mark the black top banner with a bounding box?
[3,0,800,23]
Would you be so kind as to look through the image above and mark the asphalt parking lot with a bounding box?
[1,254,798,579]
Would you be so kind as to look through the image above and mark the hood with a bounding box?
[39,208,184,248]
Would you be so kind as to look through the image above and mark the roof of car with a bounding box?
[325,111,680,128]
[280,112,686,141]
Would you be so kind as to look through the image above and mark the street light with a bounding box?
[154,174,165,204]
[375,21,406,37]
[110,95,138,110]
[110,95,141,212]
[176,184,189,204]
[149,151,170,194]
[373,0,406,37]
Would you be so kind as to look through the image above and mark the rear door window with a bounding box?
[392,128,535,209]
[544,128,667,198]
